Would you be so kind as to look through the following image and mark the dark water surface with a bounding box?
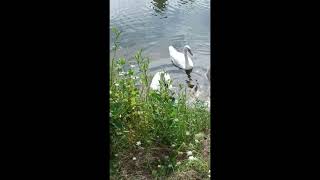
[110,0,210,102]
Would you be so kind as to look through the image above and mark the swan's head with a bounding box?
[184,45,193,56]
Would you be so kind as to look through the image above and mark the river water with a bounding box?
[110,0,211,104]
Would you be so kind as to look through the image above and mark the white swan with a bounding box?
[169,45,194,70]
[150,71,173,91]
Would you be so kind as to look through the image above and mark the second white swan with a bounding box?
[150,71,173,91]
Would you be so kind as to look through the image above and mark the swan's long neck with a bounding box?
[183,48,190,68]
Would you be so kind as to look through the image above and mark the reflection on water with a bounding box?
[150,0,196,17]
[185,69,194,88]
[151,0,168,15]
[179,0,195,5]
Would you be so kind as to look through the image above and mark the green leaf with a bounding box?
[128,69,134,75]
[119,57,126,65]
[130,97,136,105]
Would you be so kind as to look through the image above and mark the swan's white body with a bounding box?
[150,71,173,91]
[169,45,194,70]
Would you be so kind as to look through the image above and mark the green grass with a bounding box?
[110,27,211,179]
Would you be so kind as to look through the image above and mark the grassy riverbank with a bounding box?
[110,28,211,179]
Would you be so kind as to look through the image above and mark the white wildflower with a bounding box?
[157,165,161,168]
[119,71,125,76]
[176,161,181,165]
[187,151,193,156]
[114,83,119,86]
[188,156,197,161]
[136,141,141,146]
[132,157,136,161]
[208,175,211,178]
[195,139,199,143]
[114,154,118,157]
[130,64,136,68]
[171,144,176,147]
[186,131,190,136]
[209,170,210,173]
[195,132,205,139]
